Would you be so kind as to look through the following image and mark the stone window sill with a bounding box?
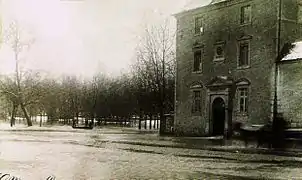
[194,32,204,37]
[239,22,251,27]
[237,66,250,70]
[213,57,225,62]
[192,71,203,74]
[236,112,248,116]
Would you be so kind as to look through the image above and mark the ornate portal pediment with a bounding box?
[237,34,253,41]
[189,81,204,89]
[193,41,204,49]
[235,78,251,86]
[206,76,234,88]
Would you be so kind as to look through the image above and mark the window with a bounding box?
[193,50,202,72]
[194,17,203,34]
[298,5,302,23]
[240,5,251,24]
[238,87,248,113]
[214,44,225,61]
[192,90,201,113]
[238,41,250,67]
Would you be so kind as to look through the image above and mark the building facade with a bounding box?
[278,41,302,128]
[174,0,302,136]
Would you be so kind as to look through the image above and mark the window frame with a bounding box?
[240,5,252,25]
[192,90,202,114]
[237,87,249,115]
[237,40,250,69]
[194,16,203,35]
[193,49,203,73]
[297,3,302,24]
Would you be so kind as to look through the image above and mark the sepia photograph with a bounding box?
[0,0,302,179]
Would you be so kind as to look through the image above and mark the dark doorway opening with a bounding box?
[212,97,225,136]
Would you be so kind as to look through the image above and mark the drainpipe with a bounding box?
[273,0,282,122]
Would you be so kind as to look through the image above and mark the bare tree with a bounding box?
[0,75,19,126]
[39,78,62,124]
[59,75,82,125]
[133,19,176,134]
[80,77,99,126]
[1,21,35,126]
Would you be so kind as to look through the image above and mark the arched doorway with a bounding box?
[212,97,225,136]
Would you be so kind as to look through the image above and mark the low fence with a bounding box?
[3,114,174,131]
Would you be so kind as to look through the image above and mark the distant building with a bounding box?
[173,0,302,136]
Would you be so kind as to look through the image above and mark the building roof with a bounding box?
[282,41,302,61]
[210,0,228,5]
[175,0,228,16]
[181,0,211,11]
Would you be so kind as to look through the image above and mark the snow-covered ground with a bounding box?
[0,123,74,131]
[0,129,302,179]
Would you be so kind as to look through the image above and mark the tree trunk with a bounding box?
[159,47,166,135]
[119,116,123,126]
[91,112,95,127]
[159,113,165,134]
[97,117,101,126]
[75,112,78,124]
[39,113,42,127]
[139,112,142,130]
[144,115,147,129]
[20,102,32,126]
[85,117,88,127]
[47,114,51,124]
[10,104,17,127]
[149,114,152,129]
[151,115,156,129]
[124,116,127,126]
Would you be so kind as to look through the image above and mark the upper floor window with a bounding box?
[238,87,248,113]
[240,5,251,25]
[214,44,225,61]
[193,50,202,72]
[298,4,302,23]
[194,17,203,35]
[238,41,250,68]
[192,90,201,113]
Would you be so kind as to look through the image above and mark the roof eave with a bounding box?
[280,58,302,63]
[172,5,209,18]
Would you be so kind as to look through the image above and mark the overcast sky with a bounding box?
[0,0,210,78]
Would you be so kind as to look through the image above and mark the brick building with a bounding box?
[173,0,302,136]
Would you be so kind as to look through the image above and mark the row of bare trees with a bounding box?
[0,20,176,130]
[0,69,174,127]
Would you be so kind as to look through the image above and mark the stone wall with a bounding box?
[278,60,302,128]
